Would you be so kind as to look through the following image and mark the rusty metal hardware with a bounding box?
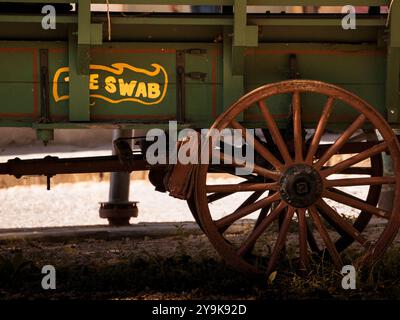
[176,50,185,123]
[0,155,154,178]
[184,48,207,55]
[185,72,207,81]
[39,49,50,123]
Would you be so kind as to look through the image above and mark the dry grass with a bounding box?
[1,223,400,300]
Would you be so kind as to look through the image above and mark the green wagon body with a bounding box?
[0,1,398,137]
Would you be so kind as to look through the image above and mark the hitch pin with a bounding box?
[46,175,51,191]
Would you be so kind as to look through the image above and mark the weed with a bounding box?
[0,251,37,288]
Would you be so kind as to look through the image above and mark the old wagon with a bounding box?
[0,0,399,277]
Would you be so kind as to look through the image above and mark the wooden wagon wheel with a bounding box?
[187,152,383,257]
[188,149,383,253]
[193,80,400,276]
[187,134,383,248]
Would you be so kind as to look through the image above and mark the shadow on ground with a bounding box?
[1,227,400,300]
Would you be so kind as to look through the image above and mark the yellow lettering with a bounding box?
[89,74,99,90]
[105,76,117,94]
[135,82,147,98]
[147,83,161,99]
[118,79,137,97]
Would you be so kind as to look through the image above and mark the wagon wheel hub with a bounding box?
[279,164,323,208]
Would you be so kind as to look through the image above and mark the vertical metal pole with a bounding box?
[302,6,319,13]
[99,129,138,226]
[109,129,131,202]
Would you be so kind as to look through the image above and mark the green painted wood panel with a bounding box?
[244,43,387,128]
[0,41,392,129]
[0,42,222,127]
[0,48,38,118]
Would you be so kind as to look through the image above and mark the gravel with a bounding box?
[0,175,369,229]
[0,180,193,229]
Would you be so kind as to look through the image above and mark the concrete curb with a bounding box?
[0,221,248,243]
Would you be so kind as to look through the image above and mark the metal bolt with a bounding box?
[295,181,309,196]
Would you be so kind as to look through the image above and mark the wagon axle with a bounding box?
[0,153,152,178]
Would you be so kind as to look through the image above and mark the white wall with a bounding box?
[247,6,298,13]
[90,4,191,12]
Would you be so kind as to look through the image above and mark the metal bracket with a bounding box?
[289,54,301,80]
[39,49,50,122]
[185,72,207,81]
[185,48,207,55]
[114,138,135,167]
[37,49,53,137]
[176,50,186,123]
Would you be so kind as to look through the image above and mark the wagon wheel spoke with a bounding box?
[277,209,288,257]
[325,176,396,187]
[306,222,321,253]
[237,201,287,257]
[207,179,263,203]
[230,119,284,170]
[328,152,384,252]
[254,198,273,228]
[316,200,370,248]
[327,186,376,204]
[348,130,377,142]
[322,166,372,175]
[208,165,262,181]
[314,114,366,170]
[206,182,279,193]
[297,208,309,270]
[266,206,296,275]
[321,142,388,177]
[258,101,293,165]
[215,193,280,232]
[305,97,335,164]
[323,189,390,219]
[308,206,343,267]
[315,206,347,239]
[242,193,275,253]
[216,151,279,181]
[206,164,275,204]
[207,192,235,204]
[217,191,265,233]
[292,91,303,162]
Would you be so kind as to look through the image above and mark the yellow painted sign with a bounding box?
[53,63,168,105]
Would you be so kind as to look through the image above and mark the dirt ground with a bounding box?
[1,219,400,300]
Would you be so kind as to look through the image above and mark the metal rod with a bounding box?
[0,155,152,177]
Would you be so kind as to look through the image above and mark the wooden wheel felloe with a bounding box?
[193,80,400,276]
